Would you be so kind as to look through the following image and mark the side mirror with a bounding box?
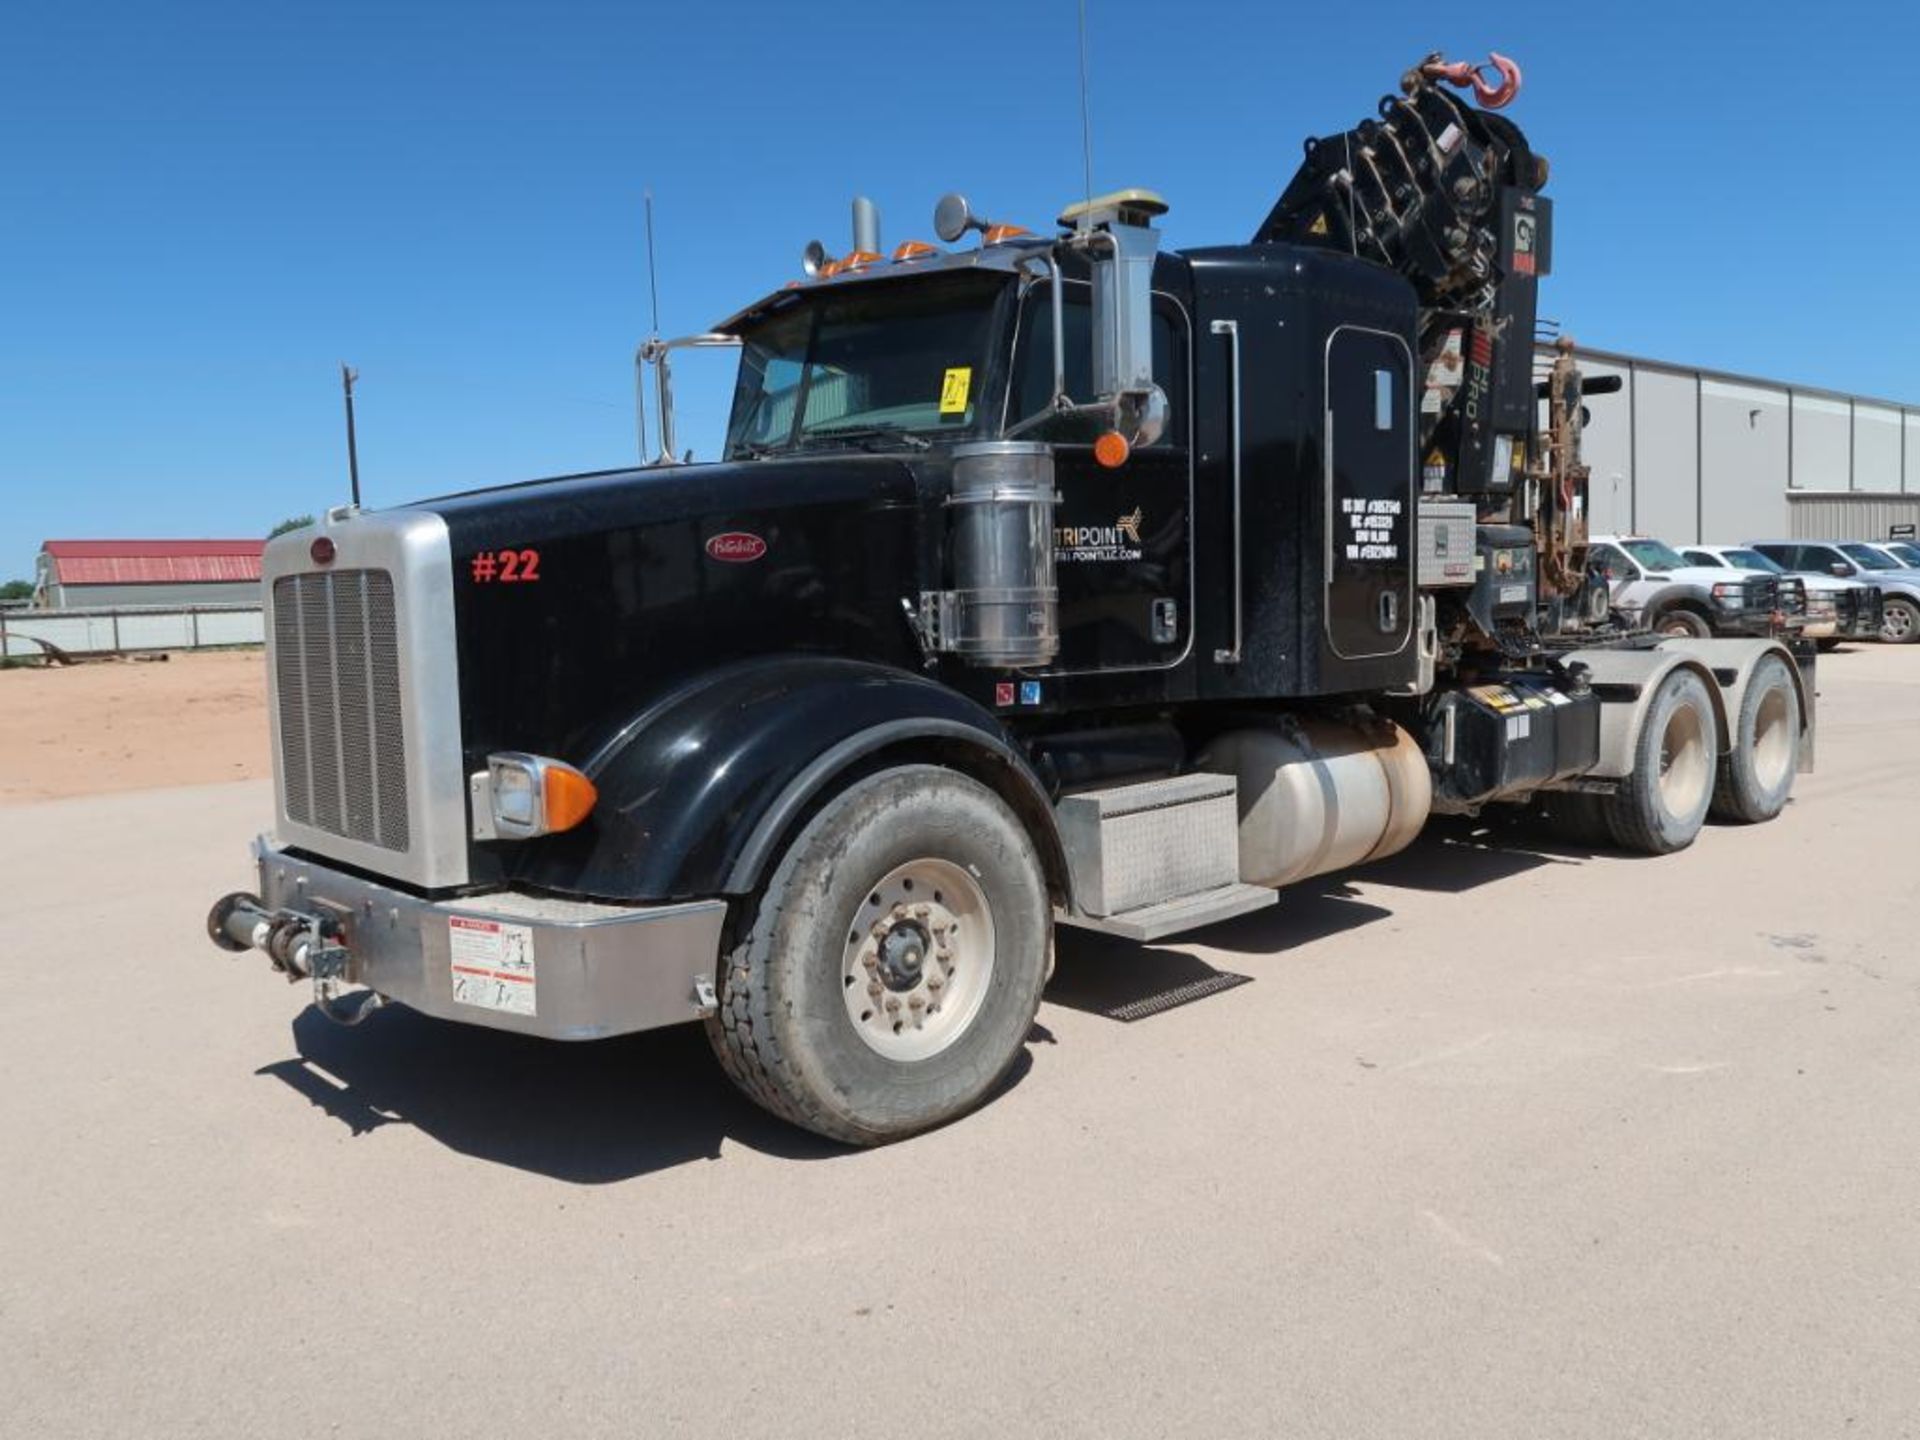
[1070,194,1171,451]
[933,193,986,244]
[1830,562,1855,577]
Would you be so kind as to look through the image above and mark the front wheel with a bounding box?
[1653,607,1713,639]
[706,765,1051,1145]
[1880,596,1920,644]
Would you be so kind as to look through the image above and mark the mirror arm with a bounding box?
[634,332,743,466]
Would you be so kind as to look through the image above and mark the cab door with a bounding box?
[1323,326,1414,659]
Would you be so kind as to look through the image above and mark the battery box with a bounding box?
[1428,675,1600,809]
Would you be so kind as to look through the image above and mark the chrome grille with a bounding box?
[273,570,410,851]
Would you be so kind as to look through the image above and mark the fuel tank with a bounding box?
[1197,715,1431,888]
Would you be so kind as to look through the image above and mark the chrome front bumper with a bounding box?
[246,838,728,1041]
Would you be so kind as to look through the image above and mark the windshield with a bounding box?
[1883,541,1920,567]
[724,273,1006,456]
[1841,543,1905,571]
[1621,538,1690,572]
[1719,547,1782,574]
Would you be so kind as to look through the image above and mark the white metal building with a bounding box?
[1551,344,1920,545]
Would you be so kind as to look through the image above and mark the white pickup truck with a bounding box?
[1682,544,1881,650]
[1588,535,1800,640]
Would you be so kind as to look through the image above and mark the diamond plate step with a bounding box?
[1056,882,1277,943]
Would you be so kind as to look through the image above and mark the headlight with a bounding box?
[1711,583,1741,605]
[476,753,598,840]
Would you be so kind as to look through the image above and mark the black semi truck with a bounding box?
[209,54,1812,1144]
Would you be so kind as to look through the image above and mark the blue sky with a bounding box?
[4,0,1916,580]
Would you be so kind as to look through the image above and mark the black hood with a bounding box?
[423,454,931,791]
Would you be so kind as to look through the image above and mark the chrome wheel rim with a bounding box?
[841,859,995,1062]
[1657,700,1711,818]
[1884,605,1914,641]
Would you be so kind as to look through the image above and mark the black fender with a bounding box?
[507,656,1065,905]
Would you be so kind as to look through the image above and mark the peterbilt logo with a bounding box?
[705,532,767,563]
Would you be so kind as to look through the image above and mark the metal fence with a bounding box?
[0,604,263,659]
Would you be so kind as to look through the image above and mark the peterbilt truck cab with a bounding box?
[210,54,1814,1144]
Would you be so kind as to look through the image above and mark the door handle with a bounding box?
[1211,318,1242,665]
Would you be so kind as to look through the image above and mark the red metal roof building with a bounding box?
[35,539,266,609]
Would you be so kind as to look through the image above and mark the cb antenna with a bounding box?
[1076,0,1095,230]
[339,361,361,508]
[637,188,662,460]
[645,187,662,339]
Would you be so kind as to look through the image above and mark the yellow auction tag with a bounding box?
[939,367,972,415]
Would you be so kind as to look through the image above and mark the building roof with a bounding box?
[40,539,265,586]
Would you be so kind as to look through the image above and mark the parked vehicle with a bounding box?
[1749,541,1920,643]
[1878,538,1920,568]
[1681,544,1881,649]
[205,54,1816,1144]
[1588,535,1800,639]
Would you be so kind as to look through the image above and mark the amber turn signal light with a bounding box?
[541,765,598,833]
[1093,431,1131,469]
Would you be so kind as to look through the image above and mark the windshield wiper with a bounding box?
[802,425,932,453]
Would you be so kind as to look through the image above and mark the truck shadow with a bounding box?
[255,1005,959,1183]
[1045,815,1616,1019]
[252,820,1620,1180]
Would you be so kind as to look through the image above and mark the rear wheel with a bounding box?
[1710,654,1800,823]
[1653,607,1712,639]
[1880,596,1920,644]
[1602,668,1719,854]
[706,765,1050,1146]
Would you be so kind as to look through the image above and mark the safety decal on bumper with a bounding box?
[449,916,537,1016]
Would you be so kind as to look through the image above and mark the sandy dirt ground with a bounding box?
[0,650,269,804]
[1,644,1917,1439]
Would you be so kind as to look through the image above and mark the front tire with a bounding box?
[1653,607,1713,639]
[1880,596,1920,644]
[706,765,1051,1146]
[1601,668,1719,854]
[1711,654,1801,823]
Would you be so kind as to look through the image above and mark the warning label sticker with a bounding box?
[449,916,537,1016]
[939,367,973,415]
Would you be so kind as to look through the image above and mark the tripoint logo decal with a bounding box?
[1056,507,1144,563]
[705,531,767,563]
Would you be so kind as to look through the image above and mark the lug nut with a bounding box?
[884,996,901,1014]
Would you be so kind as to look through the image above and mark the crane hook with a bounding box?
[1419,51,1523,110]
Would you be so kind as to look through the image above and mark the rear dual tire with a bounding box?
[1599,668,1719,854]
[1710,654,1800,824]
